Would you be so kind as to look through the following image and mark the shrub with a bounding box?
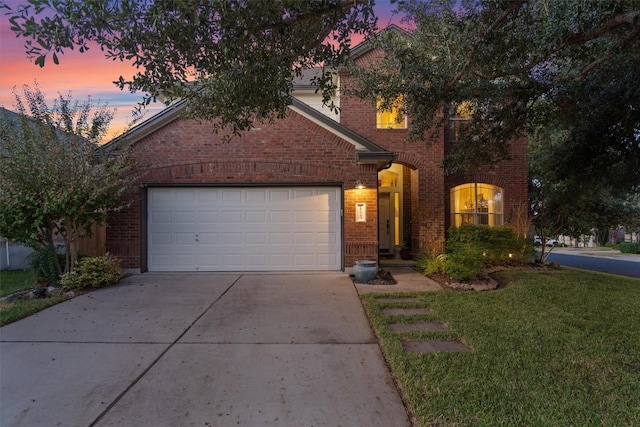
[28,246,64,286]
[60,254,124,290]
[448,225,536,266]
[419,225,536,281]
[616,242,640,254]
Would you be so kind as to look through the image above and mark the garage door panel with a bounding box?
[197,189,219,203]
[222,211,243,223]
[174,210,196,223]
[175,190,197,203]
[246,211,267,223]
[246,233,266,245]
[175,233,197,245]
[148,187,342,271]
[222,189,243,202]
[158,254,194,267]
[317,232,338,245]
[270,189,291,202]
[222,253,244,266]
[317,253,339,268]
[198,211,220,223]
[150,211,172,224]
[269,211,290,222]
[269,233,291,245]
[246,254,267,266]
[246,189,267,202]
[197,233,219,244]
[269,254,292,266]
[151,232,172,246]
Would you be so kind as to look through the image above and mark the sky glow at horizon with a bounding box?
[0,2,402,141]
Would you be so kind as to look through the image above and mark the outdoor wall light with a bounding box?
[355,180,366,189]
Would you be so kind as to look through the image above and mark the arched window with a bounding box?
[451,183,503,226]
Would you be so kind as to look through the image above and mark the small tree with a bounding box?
[0,84,134,279]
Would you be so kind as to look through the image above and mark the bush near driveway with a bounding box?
[1,255,124,326]
[419,225,536,281]
[361,269,640,426]
[60,254,124,290]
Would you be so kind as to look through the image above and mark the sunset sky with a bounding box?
[0,2,402,141]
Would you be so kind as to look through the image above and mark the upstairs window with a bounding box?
[448,101,473,142]
[377,95,406,129]
[451,183,503,226]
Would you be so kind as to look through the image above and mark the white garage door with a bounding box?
[147,187,342,271]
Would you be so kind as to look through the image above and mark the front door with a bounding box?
[378,193,392,252]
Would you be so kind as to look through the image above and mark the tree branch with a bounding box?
[565,10,640,46]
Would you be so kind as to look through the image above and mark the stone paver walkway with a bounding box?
[374,295,470,354]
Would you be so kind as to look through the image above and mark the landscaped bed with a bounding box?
[361,268,640,426]
[0,270,69,326]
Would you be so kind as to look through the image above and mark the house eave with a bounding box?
[102,100,188,150]
[356,151,397,170]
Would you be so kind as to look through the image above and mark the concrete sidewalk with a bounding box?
[0,273,411,426]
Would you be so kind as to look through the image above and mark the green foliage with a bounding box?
[1,0,377,134]
[350,1,640,178]
[420,225,536,281]
[0,270,35,297]
[59,254,124,290]
[0,85,135,274]
[422,252,483,282]
[28,246,64,286]
[616,242,640,254]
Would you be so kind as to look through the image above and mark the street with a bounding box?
[545,251,640,279]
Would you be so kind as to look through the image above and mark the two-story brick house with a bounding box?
[103,27,528,274]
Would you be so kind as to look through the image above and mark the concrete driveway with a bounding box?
[0,273,411,426]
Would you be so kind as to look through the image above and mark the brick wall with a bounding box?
[444,135,529,231]
[108,45,528,270]
[107,109,379,270]
[340,68,448,255]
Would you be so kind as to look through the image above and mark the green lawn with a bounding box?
[361,268,640,426]
[0,270,35,297]
[0,270,68,326]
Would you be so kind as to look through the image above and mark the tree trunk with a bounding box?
[47,233,62,277]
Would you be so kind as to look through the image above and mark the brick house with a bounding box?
[104,27,528,274]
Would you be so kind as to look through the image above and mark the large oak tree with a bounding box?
[1,0,378,134]
[352,0,639,242]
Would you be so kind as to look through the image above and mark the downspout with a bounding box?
[377,160,393,171]
[5,240,9,269]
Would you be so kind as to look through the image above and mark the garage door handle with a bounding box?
[195,234,199,242]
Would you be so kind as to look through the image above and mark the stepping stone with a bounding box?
[376,297,422,303]
[402,340,469,353]
[381,307,432,316]
[389,322,449,333]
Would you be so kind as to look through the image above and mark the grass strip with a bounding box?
[361,269,640,426]
[0,295,68,326]
[0,270,35,297]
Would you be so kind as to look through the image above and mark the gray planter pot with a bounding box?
[353,260,378,283]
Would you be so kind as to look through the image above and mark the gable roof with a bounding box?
[349,24,411,61]
[102,100,187,151]
[104,97,396,169]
